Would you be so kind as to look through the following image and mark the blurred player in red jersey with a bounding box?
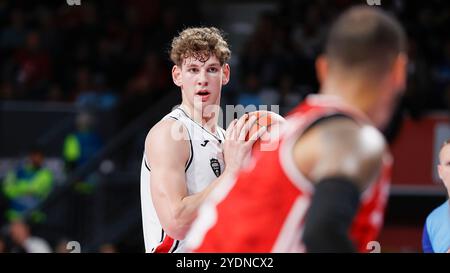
[185,6,408,253]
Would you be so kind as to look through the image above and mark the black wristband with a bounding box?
[302,177,360,253]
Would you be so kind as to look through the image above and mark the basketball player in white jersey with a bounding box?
[140,27,264,253]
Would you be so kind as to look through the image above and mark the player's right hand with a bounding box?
[223,113,267,176]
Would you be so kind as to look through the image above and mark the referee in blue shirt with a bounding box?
[422,140,450,253]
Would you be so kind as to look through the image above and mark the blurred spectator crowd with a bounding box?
[0,0,449,118]
[0,0,202,125]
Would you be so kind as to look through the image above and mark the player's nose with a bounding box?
[197,70,208,86]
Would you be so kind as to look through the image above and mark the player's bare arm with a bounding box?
[295,116,386,190]
[146,118,191,240]
[293,116,386,252]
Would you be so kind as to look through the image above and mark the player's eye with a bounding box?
[188,68,199,73]
[207,67,218,73]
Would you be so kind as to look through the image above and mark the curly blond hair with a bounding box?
[169,27,231,66]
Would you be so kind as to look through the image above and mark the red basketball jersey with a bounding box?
[186,95,392,253]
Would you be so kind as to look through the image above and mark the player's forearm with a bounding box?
[167,170,234,240]
[302,177,359,252]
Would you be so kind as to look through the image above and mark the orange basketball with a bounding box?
[245,110,286,152]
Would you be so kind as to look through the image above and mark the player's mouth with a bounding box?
[196,90,211,102]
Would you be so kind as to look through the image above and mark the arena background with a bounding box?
[0,0,449,252]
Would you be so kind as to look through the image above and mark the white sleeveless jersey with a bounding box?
[140,107,225,253]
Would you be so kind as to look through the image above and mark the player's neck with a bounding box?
[321,78,379,123]
[179,103,218,133]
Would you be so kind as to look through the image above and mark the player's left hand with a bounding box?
[223,114,266,176]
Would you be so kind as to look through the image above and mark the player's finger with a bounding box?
[225,119,237,139]
[234,113,248,139]
[247,126,268,145]
[238,115,258,141]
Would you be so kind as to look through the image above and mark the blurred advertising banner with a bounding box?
[390,113,450,192]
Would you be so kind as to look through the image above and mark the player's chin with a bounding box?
[195,97,218,109]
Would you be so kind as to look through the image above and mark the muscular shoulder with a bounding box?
[145,119,190,167]
[294,116,386,192]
